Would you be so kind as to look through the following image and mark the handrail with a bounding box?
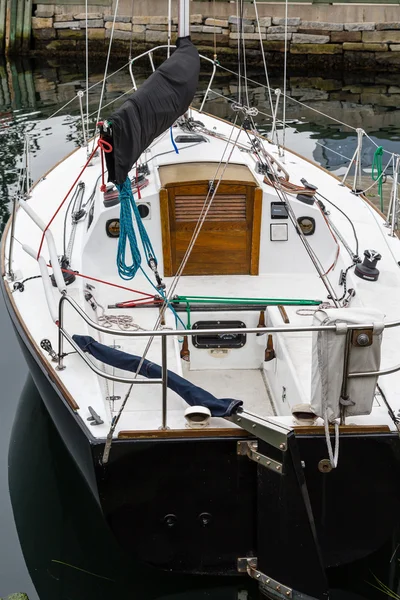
[128,45,218,112]
[58,293,400,381]
[59,293,400,337]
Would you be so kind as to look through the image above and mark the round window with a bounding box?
[137,203,150,219]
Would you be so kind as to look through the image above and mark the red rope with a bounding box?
[37,142,100,259]
[47,264,155,298]
[99,138,113,193]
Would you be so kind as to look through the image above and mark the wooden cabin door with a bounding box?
[160,182,262,277]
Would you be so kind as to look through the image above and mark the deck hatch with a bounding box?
[192,320,246,349]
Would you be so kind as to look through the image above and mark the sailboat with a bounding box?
[2,0,400,598]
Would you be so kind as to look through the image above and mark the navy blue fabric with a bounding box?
[73,335,243,418]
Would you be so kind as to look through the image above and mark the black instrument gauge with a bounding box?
[297,216,316,236]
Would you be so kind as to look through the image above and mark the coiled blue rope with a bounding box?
[116,176,156,280]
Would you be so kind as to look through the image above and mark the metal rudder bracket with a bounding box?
[237,557,292,598]
[237,440,283,474]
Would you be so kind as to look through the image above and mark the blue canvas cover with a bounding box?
[73,335,243,418]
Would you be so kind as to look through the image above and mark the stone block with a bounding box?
[191,32,229,47]
[202,26,222,33]
[54,13,74,22]
[389,85,400,92]
[344,23,376,31]
[88,28,105,40]
[54,21,79,29]
[45,40,76,51]
[263,41,285,51]
[73,12,102,20]
[228,16,253,26]
[149,16,169,25]
[79,20,104,29]
[376,22,400,30]
[363,30,400,43]
[148,24,177,31]
[32,17,53,29]
[343,51,378,69]
[132,25,145,33]
[191,14,203,24]
[361,92,400,106]
[104,15,131,22]
[267,26,297,33]
[272,17,301,26]
[205,18,228,28]
[190,25,203,33]
[331,31,361,42]
[105,21,131,31]
[257,17,272,27]
[254,27,266,34]
[105,29,134,41]
[145,30,168,43]
[291,76,341,91]
[290,88,329,101]
[301,21,343,31]
[390,44,400,51]
[376,51,400,65]
[132,16,149,24]
[343,42,388,51]
[290,43,342,54]
[32,27,56,40]
[57,29,84,39]
[267,33,292,41]
[292,34,330,44]
[230,24,254,33]
[330,92,361,102]
[298,29,333,37]
[35,9,54,18]
[229,32,265,40]
[342,84,364,93]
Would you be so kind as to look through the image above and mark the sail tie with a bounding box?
[116,176,157,280]
[372,146,384,212]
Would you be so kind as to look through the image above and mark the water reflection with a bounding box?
[2,55,400,235]
[9,375,259,600]
[9,376,400,600]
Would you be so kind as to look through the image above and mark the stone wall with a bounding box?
[32,5,400,70]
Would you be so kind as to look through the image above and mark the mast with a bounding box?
[178,0,190,37]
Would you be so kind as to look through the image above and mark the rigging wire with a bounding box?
[316,191,360,258]
[92,0,120,150]
[282,0,288,152]
[85,0,90,145]
[253,0,274,115]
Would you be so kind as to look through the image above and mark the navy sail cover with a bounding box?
[73,335,243,418]
[102,37,200,184]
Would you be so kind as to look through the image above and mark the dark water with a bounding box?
[1,55,400,599]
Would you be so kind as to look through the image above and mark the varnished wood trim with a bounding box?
[278,305,290,323]
[164,179,256,189]
[118,427,252,440]
[1,215,79,411]
[250,187,262,276]
[160,187,173,277]
[294,424,391,435]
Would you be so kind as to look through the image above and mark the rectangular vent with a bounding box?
[175,194,246,222]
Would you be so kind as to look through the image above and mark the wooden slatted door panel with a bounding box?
[161,182,261,277]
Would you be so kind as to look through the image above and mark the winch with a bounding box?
[355,249,381,282]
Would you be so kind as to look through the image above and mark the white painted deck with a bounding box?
[3,108,400,439]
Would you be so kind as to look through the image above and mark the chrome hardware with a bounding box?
[87,406,104,426]
[40,339,58,362]
[237,557,292,599]
[237,441,284,474]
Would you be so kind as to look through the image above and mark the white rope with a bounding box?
[324,415,340,468]
[92,0,120,149]
[253,0,274,114]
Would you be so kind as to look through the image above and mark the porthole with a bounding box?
[297,216,316,236]
[137,202,151,220]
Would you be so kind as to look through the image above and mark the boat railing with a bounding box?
[58,293,400,429]
[129,45,218,112]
